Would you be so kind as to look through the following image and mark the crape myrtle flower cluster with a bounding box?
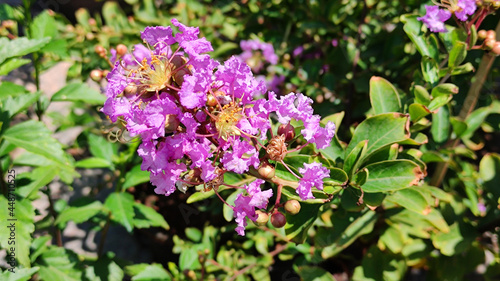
[101,19,335,236]
[418,0,500,33]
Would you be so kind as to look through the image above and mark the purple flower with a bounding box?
[297,162,330,200]
[240,39,278,65]
[455,0,476,21]
[150,162,186,196]
[221,139,259,174]
[233,179,272,235]
[417,5,452,33]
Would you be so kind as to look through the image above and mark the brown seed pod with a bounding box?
[266,134,287,162]
[271,211,286,228]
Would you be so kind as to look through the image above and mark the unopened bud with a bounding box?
[486,30,496,40]
[94,45,107,57]
[485,38,496,50]
[277,123,295,142]
[88,18,97,26]
[271,211,286,228]
[258,160,275,179]
[165,114,180,133]
[116,44,128,56]
[123,83,138,97]
[171,55,188,68]
[254,210,269,226]
[478,30,487,40]
[284,200,301,215]
[492,42,500,55]
[206,94,217,107]
[184,269,196,280]
[90,69,103,82]
[173,68,191,85]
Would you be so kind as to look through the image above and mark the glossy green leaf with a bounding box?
[36,247,82,281]
[0,267,39,281]
[0,91,40,118]
[123,164,151,190]
[358,160,423,193]
[421,57,439,85]
[432,222,476,256]
[409,103,431,122]
[431,83,459,98]
[413,85,431,106]
[133,202,169,230]
[105,192,135,232]
[75,157,113,169]
[448,41,467,69]
[285,202,322,244]
[369,76,401,114]
[55,200,103,228]
[352,245,406,281]
[0,58,30,75]
[323,167,348,187]
[2,120,71,166]
[0,197,34,268]
[450,117,468,137]
[0,37,50,65]
[345,113,410,161]
[321,210,378,258]
[15,165,58,199]
[51,82,106,105]
[379,225,406,254]
[479,153,500,199]
[402,15,438,61]
[431,106,450,144]
[386,188,429,215]
[344,140,368,177]
[127,264,171,281]
[296,266,336,281]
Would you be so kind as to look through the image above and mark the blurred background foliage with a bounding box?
[1,0,500,280]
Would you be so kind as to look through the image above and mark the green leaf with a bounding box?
[30,235,51,263]
[448,41,467,69]
[285,202,322,244]
[133,202,169,230]
[450,117,468,137]
[179,248,201,271]
[223,189,244,222]
[126,264,171,281]
[431,83,459,98]
[428,94,452,113]
[123,164,151,190]
[379,225,406,254]
[346,113,410,164]
[295,266,336,281]
[0,91,41,118]
[55,200,103,228]
[479,153,500,199]
[320,210,378,258]
[16,165,58,199]
[51,82,106,105]
[401,15,438,61]
[369,76,401,114]
[0,81,29,98]
[75,157,113,169]
[357,160,423,193]
[421,56,439,85]
[0,58,31,75]
[105,192,135,232]
[36,247,82,281]
[386,188,429,215]
[344,140,368,177]
[432,222,476,256]
[0,37,50,65]
[30,11,57,39]
[323,167,348,187]
[413,85,431,106]
[0,267,39,281]
[84,253,124,281]
[0,197,34,268]
[2,120,71,166]
[431,106,450,144]
[409,103,431,122]
[352,245,406,281]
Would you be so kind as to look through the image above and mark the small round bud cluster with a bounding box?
[271,211,286,228]
[90,69,103,82]
[258,160,275,179]
[94,45,107,58]
[254,210,269,226]
[277,123,295,142]
[478,30,500,55]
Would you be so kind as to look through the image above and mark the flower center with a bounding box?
[215,102,243,140]
[136,55,175,93]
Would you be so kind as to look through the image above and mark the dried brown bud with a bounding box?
[116,44,128,56]
[284,200,301,215]
[266,135,287,162]
[254,210,269,226]
[271,211,286,228]
[277,123,295,142]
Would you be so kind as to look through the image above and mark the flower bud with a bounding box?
[116,44,128,56]
[271,211,286,228]
[206,94,217,107]
[171,55,187,68]
[254,210,269,226]
[277,123,295,142]
[94,45,107,57]
[478,30,487,40]
[90,69,103,82]
[173,68,191,85]
[484,38,496,50]
[284,200,301,215]
[165,114,180,133]
[486,30,496,41]
[258,160,275,179]
[88,18,97,26]
[492,42,500,56]
[123,83,138,97]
